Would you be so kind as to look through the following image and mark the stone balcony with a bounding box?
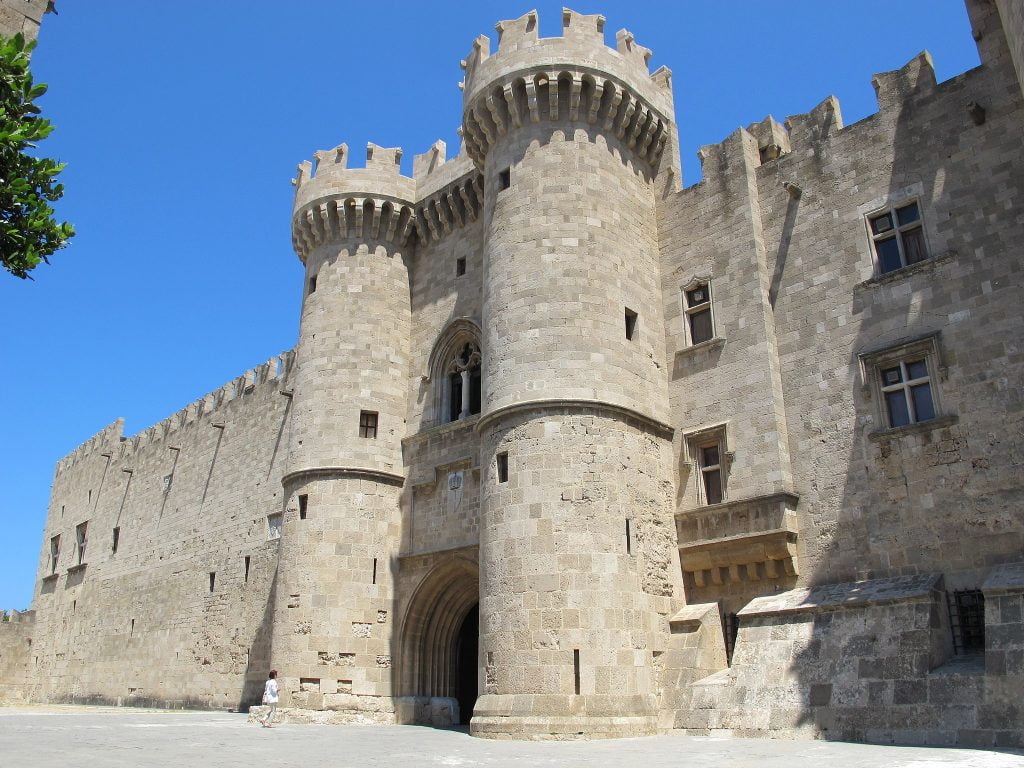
[675,492,799,588]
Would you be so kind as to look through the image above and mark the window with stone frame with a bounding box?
[682,279,715,346]
[75,521,88,566]
[683,423,731,507]
[267,513,283,540]
[49,535,60,574]
[359,410,378,439]
[879,357,936,428]
[868,199,928,274]
[445,342,481,423]
[859,334,945,431]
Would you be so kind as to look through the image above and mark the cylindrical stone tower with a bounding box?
[272,142,417,720]
[463,11,680,738]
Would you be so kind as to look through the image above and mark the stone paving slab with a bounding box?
[1,706,1022,768]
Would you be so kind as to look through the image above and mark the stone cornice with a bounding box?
[282,466,405,488]
[474,398,673,439]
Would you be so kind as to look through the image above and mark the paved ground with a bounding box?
[1,706,1023,768]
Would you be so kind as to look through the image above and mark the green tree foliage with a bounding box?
[0,32,73,279]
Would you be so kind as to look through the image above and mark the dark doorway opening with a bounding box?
[454,603,479,724]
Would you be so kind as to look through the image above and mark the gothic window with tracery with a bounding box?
[446,342,481,423]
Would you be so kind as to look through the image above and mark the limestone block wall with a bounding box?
[759,32,1024,587]
[0,611,35,703]
[994,0,1024,97]
[403,421,481,557]
[289,236,412,474]
[684,569,1024,748]
[658,0,1024,620]
[406,215,484,433]
[0,0,47,41]
[659,603,727,729]
[27,354,293,709]
[658,131,796,513]
[481,120,669,421]
[474,408,677,738]
[269,475,401,721]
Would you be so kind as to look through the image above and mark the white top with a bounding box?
[264,678,279,703]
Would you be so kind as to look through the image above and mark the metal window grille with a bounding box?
[948,589,985,655]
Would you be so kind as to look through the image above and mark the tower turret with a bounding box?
[272,143,416,718]
[465,10,681,739]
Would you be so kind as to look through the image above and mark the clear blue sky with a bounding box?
[0,1,979,610]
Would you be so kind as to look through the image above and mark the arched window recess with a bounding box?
[427,318,483,427]
[446,342,482,423]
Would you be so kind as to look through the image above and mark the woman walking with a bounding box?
[261,669,279,727]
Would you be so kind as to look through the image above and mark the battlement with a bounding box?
[291,141,420,260]
[692,46,961,190]
[293,142,415,213]
[462,9,664,103]
[55,351,295,476]
[459,8,675,170]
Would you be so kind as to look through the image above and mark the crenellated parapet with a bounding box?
[459,9,674,169]
[55,351,295,476]
[291,143,418,262]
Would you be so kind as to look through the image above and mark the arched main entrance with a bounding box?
[399,557,479,725]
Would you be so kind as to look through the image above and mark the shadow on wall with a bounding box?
[237,561,278,711]
[787,8,1024,745]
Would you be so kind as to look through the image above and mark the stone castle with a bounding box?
[2,0,1023,748]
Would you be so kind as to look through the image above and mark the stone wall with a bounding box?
[5,0,1023,749]
[683,571,1024,748]
[658,0,1024,617]
[26,354,292,709]
[0,0,47,41]
[0,610,35,703]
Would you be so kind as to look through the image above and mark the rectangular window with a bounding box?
[111,527,120,555]
[359,410,378,439]
[498,167,511,190]
[244,556,251,583]
[372,557,378,585]
[496,452,509,484]
[456,257,466,276]
[209,572,216,592]
[683,424,730,508]
[624,308,638,340]
[700,444,724,505]
[879,358,936,428]
[573,649,581,695]
[49,535,60,574]
[625,518,633,555]
[859,334,945,433]
[298,494,308,520]
[267,513,283,540]
[75,522,88,565]
[308,275,317,294]
[948,589,985,655]
[869,200,928,274]
[683,282,714,345]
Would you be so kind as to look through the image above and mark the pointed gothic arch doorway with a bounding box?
[399,557,479,725]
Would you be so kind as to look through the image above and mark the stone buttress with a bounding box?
[272,144,417,719]
[463,10,680,738]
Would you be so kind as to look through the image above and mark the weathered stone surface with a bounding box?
[2,0,1023,748]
